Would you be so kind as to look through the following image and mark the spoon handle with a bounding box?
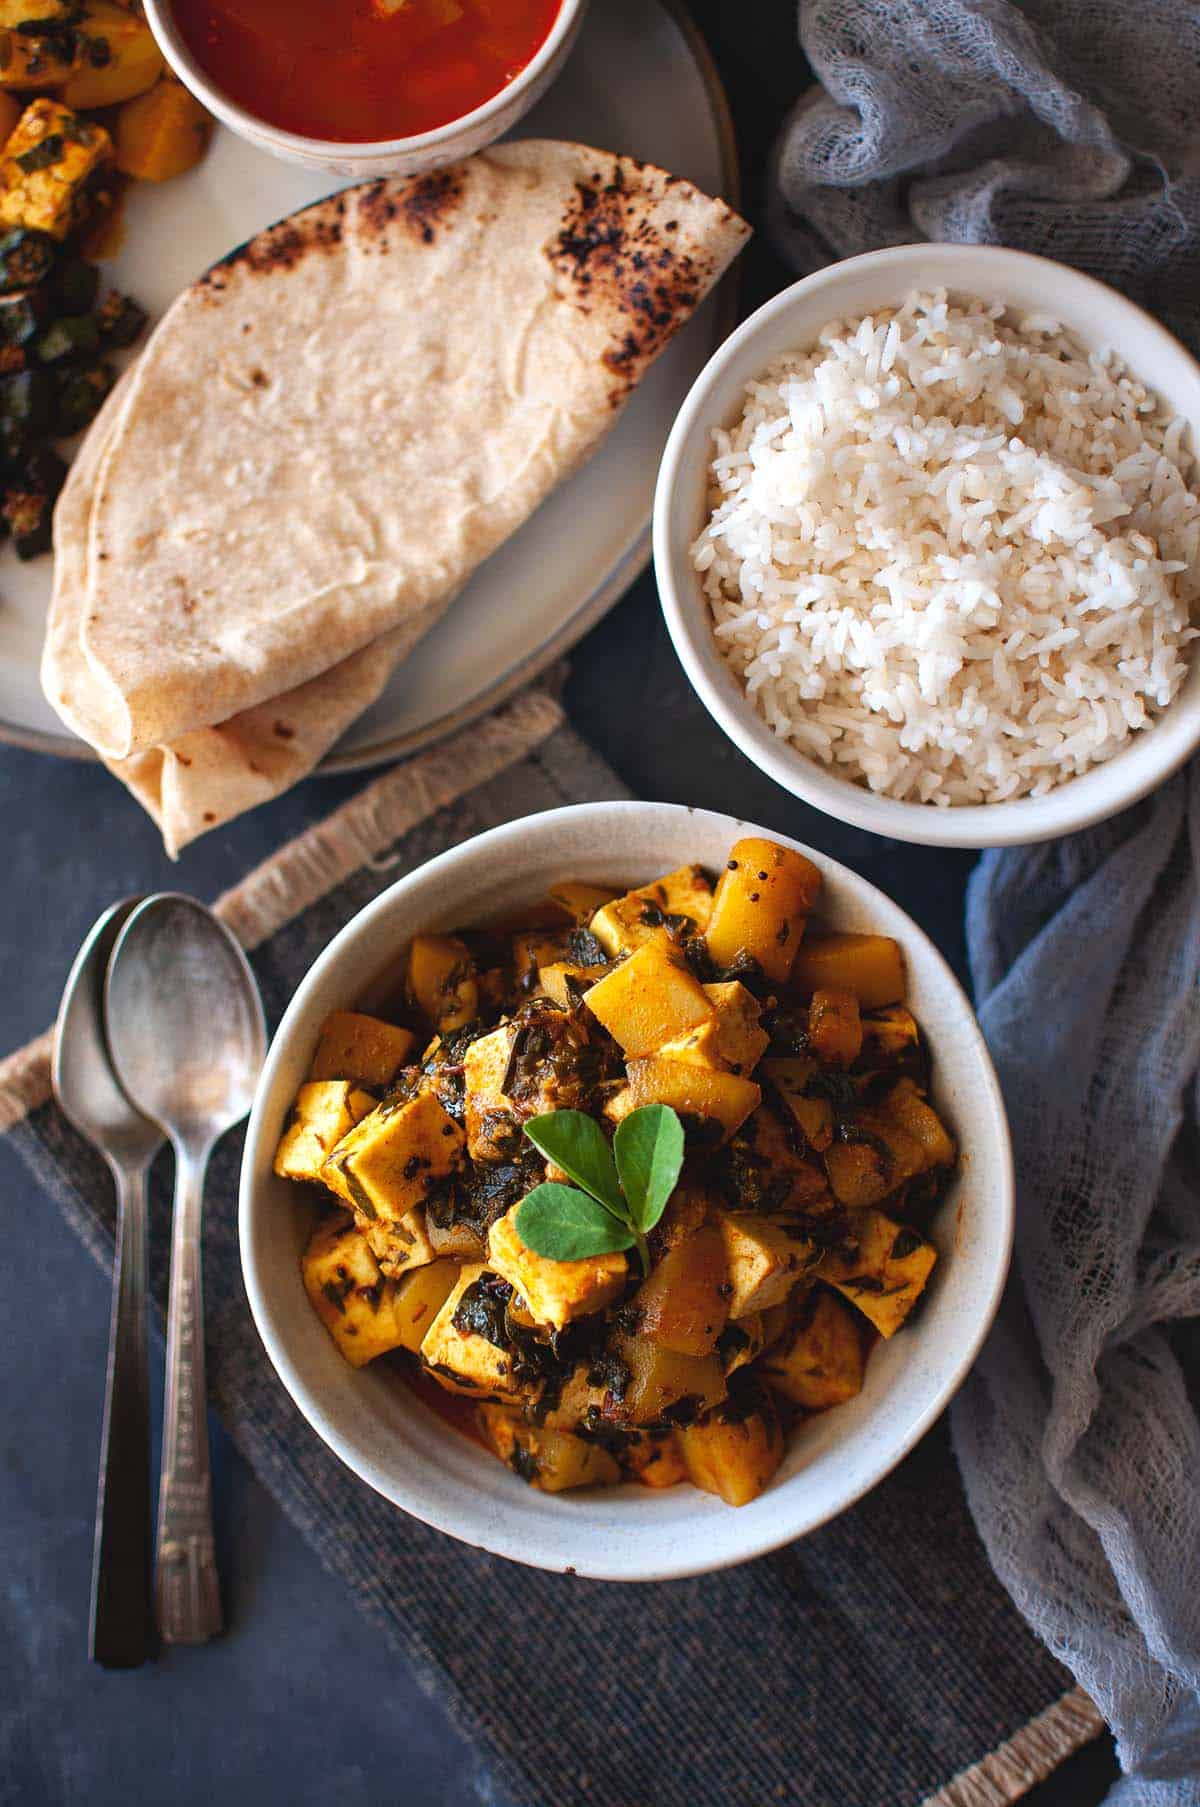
[156,1140,222,1644]
[90,1159,154,1668]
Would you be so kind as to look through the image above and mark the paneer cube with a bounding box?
[301,1214,407,1368]
[360,1205,436,1281]
[715,1209,820,1317]
[273,1080,377,1184]
[633,1224,729,1356]
[607,1334,726,1427]
[462,1023,521,1162]
[818,1210,938,1338]
[791,932,905,1009]
[419,1264,523,1399]
[392,1258,460,1353]
[546,880,617,924]
[0,100,111,239]
[759,1287,865,1408]
[476,1405,620,1492]
[322,1091,465,1226]
[606,1058,760,1143]
[488,1203,627,1331]
[704,837,821,983]
[764,1056,834,1153]
[676,1392,784,1506]
[808,987,863,1067]
[308,1009,414,1089]
[463,1007,592,1160]
[589,864,713,958]
[407,932,477,1032]
[584,939,714,1058]
[659,980,768,1077]
[620,1433,686,1489]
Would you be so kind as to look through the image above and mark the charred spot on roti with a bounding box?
[357,168,466,246]
[208,205,344,285]
[274,721,295,740]
[249,368,268,389]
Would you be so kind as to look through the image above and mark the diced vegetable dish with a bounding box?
[274,837,957,1508]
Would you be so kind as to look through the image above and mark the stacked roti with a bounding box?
[43,140,748,853]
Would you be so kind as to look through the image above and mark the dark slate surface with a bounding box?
[0,2,1119,1800]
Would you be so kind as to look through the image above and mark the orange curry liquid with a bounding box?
[172,0,562,143]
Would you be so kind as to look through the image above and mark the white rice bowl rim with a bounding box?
[654,243,1200,848]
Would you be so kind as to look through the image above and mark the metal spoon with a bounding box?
[105,894,266,1646]
[53,899,162,1670]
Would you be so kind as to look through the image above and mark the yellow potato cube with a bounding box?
[818,1210,938,1337]
[61,2,163,108]
[408,933,477,1032]
[759,1288,865,1408]
[704,838,821,983]
[308,1010,415,1089]
[608,1334,726,1427]
[808,987,863,1067]
[606,1058,760,1143]
[360,1205,436,1281]
[584,939,714,1057]
[511,926,573,989]
[823,1138,893,1209]
[476,1405,620,1492]
[462,1024,521,1162]
[546,880,617,923]
[633,1223,730,1357]
[791,933,905,1009]
[392,1258,460,1353]
[620,1433,686,1489]
[301,1214,407,1369]
[487,1204,627,1331]
[764,1056,834,1153]
[676,1395,784,1506]
[536,960,608,1009]
[0,4,79,88]
[715,1209,820,1317]
[321,1091,465,1226]
[659,980,768,1077]
[0,99,111,238]
[879,1079,956,1170]
[419,1264,523,1399]
[273,1080,377,1184]
[589,864,714,958]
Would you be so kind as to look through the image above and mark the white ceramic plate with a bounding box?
[240,802,1014,1580]
[0,0,737,766]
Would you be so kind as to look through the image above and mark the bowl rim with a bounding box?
[143,0,585,160]
[654,241,1200,849]
[238,798,1015,1579]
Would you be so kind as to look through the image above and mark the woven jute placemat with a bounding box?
[0,687,1102,1807]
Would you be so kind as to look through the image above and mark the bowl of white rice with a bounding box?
[654,244,1200,846]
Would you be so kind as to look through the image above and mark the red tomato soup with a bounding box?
[171,0,563,143]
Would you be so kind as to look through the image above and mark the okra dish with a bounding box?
[274,837,957,1508]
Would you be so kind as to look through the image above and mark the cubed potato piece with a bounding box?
[715,1209,819,1317]
[61,2,163,108]
[512,926,573,989]
[823,1138,892,1209]
[791,933,905,1009]
[301,1214,407,1369]
[818,1211,938,1337]
[660,980,768,1077]
[419,1264,523,1399]
[808,987,863,1067]
[879,1079,955,1169]
[705,838,821,983]
[392,1258,460,1353]
[547,880,617,923]
[0,5,79,88]
[677,1393,784,1507]
[589,864,714,958]
[477,1405,620,1492]
[759,1288,865,1408]
[0,99,110,238]
[322,1091,465,1226]
[606,1058,760,1143]
[308,1009,414,1089]
[608,1334,726,1427]
[488,1204,627,1332]
[733,1103,833,1213]
[584,939,714,1058]
[716,1311,764,1375]
[114,72,211,182]
[273,1080,376,1184]
[765,1056,834,1153]
[633,1224,730,1356]
[408,933,477,1032]
[861,1004,922,1061]
[534,1361,609,1432]
[537,959,607,1009]
[360,1206,436,1281]
[620,1433,686,1489]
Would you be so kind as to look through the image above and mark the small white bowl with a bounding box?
[655,244,1200,848]
[143,0,588,179]
[239,801,1013,1579]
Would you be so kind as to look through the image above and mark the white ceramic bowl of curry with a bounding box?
[239,801,1013,1579]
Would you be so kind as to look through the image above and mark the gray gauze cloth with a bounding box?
[771,1,1200,1797]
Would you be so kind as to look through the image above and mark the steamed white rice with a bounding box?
[691,290,1200,805]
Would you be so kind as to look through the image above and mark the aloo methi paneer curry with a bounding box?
[273,837,956,1508]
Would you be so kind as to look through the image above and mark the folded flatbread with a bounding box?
[43,139,749,847]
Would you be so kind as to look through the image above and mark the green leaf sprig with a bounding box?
[514,1105,685,1276]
